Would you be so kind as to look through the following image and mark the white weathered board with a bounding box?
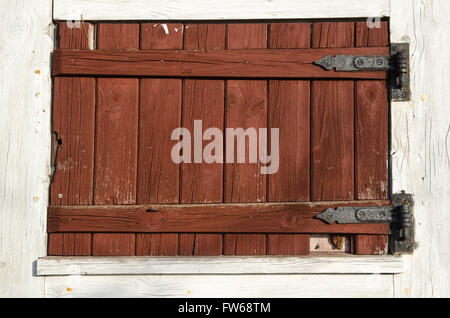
[37,255,405,276]
[53,0,390,20]
[0,0,53,297]
[390,0,450,298]
[45,274,394,298]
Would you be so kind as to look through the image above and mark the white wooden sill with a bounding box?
[37,254,404,276]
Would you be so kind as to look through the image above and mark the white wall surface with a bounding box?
[0,0,53,297]
[390,0,450,297]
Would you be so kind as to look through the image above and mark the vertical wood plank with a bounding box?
[48,22,95,256]
[355,234,388,255]
[92,24,139,256]
[223,24,267,255]
[311,22,355,202]
[140,23,183,49]
[311,22,355,252]
[136,23,183,255]
[354,21,389,255]
[266,23,311,255]
[179,24,226,255]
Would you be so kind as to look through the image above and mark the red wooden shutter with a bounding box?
[49,20,390,256]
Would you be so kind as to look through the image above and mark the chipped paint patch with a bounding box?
[161,23,169,35]
[420,93,426,102]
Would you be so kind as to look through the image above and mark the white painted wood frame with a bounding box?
[0,0,53,297]
[2,0,449,298]
[37,255,404,276]
[53,0,390,20]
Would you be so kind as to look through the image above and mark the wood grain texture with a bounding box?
[37,255,405,276]
[47,233,91,256]
[140,23,183,49]
[311,22,355,201]
[44,274,395,298]
[390,0,450,297]
[52,47,389,79]
[93,78,138,205]
[180,24,226,255]
[47,201,391,234]
[311,81,355,200]
[354,21,389,254]
[0,1,53,296]
[48,22,95,256]
[224,24,267,255]
[267,23,311,255]
[355,234,388,255]
[136,23,183,256]
[53,0,390,21]
[96,23,139,50]
[92,23,139,256]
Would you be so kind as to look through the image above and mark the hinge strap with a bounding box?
[313,43,410,101]
[315,192,415,254]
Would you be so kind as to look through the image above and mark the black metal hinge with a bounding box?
[315,192,415,254]
[314,43,410,101]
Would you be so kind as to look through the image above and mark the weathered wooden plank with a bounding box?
[48,200,391,234]
[311,22,355,201]
[91,23,139,256]
[0,0,53,297]
[354,21,389,255]
[37,255,405,276]
[44,274,394,298]
[49,22,95,256]
[136,23,183,256]
[53,0,390,21]
[391,0,450,297]
[267,22,311,255]
[223,24,268,255]
[311,22,355,252]
[137,79,181,204]
[180,24,226,255]
[140,23,183,49]
[52,47,389,79]
[355,234,388,255]
[136,233,179,256]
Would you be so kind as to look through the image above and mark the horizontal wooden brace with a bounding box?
[52,47,389,79]
[48,200,391,234]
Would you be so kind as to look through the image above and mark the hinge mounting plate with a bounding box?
[315,191,415,254]
[314,43,410,102]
